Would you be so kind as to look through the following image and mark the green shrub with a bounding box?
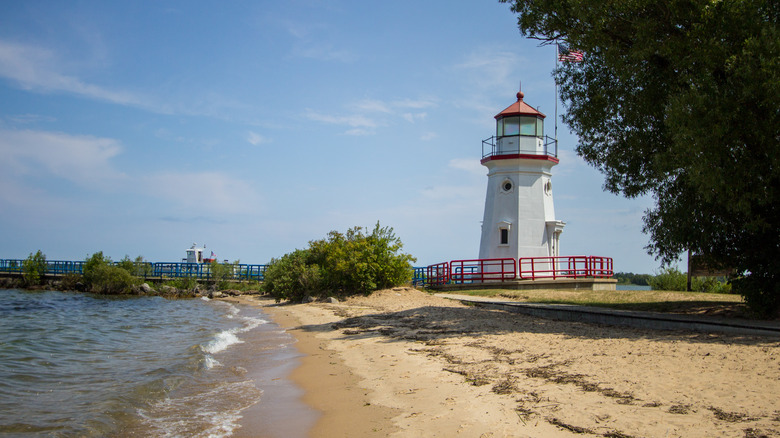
[118,255,152,277]
[82,251,140,294]
[168,276,198,291]
[614,272,652,286]
[649,267,732,293]
[60,273,82,291]
[263,249,319,302]
[22,250,47,287]
[263,222,416,302]
[649,267,689,291]
[210,260,239,290]
[733,272,779,318]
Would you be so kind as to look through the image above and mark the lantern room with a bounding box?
[482,90,557,161]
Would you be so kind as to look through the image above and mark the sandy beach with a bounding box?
[237,288,780,437]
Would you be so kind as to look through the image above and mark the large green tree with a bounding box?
[500,0,779,315]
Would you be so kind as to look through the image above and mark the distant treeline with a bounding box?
[613,272,653,286]
[615,269,732,294]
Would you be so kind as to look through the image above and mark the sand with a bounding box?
[239,288,780,437]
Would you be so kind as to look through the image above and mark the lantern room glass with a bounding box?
[497,116,543,137]
[519,117,536,135]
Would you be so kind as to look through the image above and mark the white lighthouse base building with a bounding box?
[478,157,565,261]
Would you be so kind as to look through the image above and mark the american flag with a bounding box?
[557,43,584,62]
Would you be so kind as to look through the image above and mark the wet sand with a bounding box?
[236,289,780,437]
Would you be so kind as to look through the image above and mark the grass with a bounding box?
[450,288,751,318]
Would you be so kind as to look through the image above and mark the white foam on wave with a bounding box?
[202,354,220,369]
[198,300,270,362]
[138,380,263,438]
[203,330,242,354]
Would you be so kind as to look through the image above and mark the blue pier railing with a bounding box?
[412,267,426,286]
[0,259,267,282]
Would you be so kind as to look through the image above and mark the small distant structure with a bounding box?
[184,243,218,264]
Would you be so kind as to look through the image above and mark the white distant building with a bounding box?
[478,88,565,261]
[184,243,217,264]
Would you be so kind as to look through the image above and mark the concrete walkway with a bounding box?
[436,293,780,337]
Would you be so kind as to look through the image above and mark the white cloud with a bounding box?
[421,132,438,141]
[307,97,438,134]
[402,112,427,123]
[292,42,356,63]
[7,114,57,124]
[141,171,261,215]
[0,128,261,216]
[344,128,373,136]
[0,39,251,119]
[448,158,485,176]
[247,131,270,145]
[351,99,392,113]
[392,98,437,109]
[0,128,125,186]
[455,49,520,91]
[305,109,380,135]
[0,40,147,107]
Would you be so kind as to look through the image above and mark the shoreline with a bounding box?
[232,290,780,437]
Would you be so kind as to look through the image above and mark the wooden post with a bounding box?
[687,250,692,292]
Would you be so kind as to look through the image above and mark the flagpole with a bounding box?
[554,43,558,145]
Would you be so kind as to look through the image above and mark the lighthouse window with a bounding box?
[499,116,543,137]
[503,116,520,136]
[500,228,509,245]
[502,180,513,192]
[520,117,537,136]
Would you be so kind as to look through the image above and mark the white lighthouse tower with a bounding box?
[478,87,565,261]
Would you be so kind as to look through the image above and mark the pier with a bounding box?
[0,259,267,282]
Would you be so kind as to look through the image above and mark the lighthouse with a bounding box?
[478,87,565,261]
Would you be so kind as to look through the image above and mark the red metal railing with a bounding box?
[426,262,450,286]
[422,256,613,286]
[517,256,613,280]
[450,258,516,284]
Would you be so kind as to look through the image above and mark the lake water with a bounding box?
[616,284,652,291]
[0,289,315,437]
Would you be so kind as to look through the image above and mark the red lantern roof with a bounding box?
[495,91,546,119]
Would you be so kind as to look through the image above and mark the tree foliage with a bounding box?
[501,0,779,316]
[82,251,140,294]
[613,272,652,286]
[210,259,239,290]
[263,223,416,302]
[22,250,47,287]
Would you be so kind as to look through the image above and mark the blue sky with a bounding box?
[0,1,666,274]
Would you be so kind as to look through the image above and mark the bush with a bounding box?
[82,251,140,294]
[649,267,732,293]
[649,267,688,291]
[614,272,652,286]
[60,273,82,291]
[264,249,320,302]
[210,260,239,290]
[22,250,47,287]
[733,272,779,318]
[264,222,416,302]
[118,255,152,277]
[167,276,198,291]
